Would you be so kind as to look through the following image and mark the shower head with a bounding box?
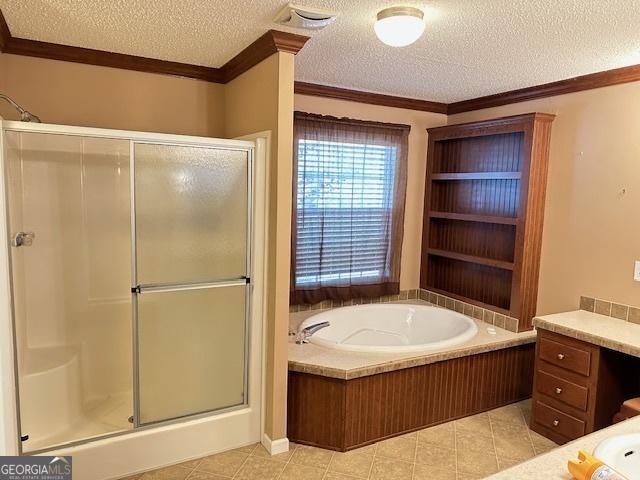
[0,94,41,123]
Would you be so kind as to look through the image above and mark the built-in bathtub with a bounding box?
[288,300,537,451]
[299,304,478,353]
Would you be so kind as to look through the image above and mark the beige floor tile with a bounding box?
[140,465,192,480]
[417,423,455,450]
[251,444,294,462]
[415,443,456,471]
[329,451,374,478]
[456,448,499,477]
[488,404,526,426]
[197,451,248,477]
[290,445,334,469]
[517,399,532,424]
[235,443,259,454]
[455,430,494,454]
[412,463,456,480]
[456,474,483,480]
[234,456,284,480]
[492,422,536,461]
[369,457,413,480]
[529,431,558,455]
[173,459,200,470]
[324,473,362,480]
[376,436,417,462]
[279,462,325,480]
[185,471,229,480]
[454,413,492,436]
[354,443,377,456]
[497,456,523,470]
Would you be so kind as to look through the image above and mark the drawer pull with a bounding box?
[552,419,560,427]
[557,353,565,360]
[555,387,563,394]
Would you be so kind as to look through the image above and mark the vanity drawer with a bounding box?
[536,370,588,411]
[533,400,586,440]
[539,336,591,376]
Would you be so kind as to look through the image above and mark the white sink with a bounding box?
[594,433,640,480]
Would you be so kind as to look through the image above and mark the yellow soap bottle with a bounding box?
[568,451,628,480]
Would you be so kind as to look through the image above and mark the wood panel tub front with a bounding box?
[287,343,535,451]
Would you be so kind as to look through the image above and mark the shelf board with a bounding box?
[429,211,518,225]
[431,172,522,181]
[427,248,514,271]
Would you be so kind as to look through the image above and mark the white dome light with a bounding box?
[374,6,425,47]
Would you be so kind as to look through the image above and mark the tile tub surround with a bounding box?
[288,300,536,380]
[486,413,640,480]
[290,289,521,333]
[533,310,640,358]
[124,400,556,480]
[579,295,640,324]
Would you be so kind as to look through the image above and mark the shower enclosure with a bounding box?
[0,121,259,456]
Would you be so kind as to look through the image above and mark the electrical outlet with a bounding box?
[635,260,640,282]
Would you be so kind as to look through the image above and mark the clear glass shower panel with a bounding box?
[137,284,247,425]
[134,143,249,285]
[5,131,133,452]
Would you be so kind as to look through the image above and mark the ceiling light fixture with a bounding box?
[374,6,425,47]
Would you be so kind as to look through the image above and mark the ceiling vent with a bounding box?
[274,3,338,30]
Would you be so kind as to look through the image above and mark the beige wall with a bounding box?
[449,83,640,315]
[294,95,447,290]
[225,53,295,441]
[0,54,225,137]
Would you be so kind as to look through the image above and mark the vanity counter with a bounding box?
[486,415,640,479]
[533,310,640,358]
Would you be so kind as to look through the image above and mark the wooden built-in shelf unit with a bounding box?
[420,113,555,331]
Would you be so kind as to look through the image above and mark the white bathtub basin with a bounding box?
[298,303,478,353]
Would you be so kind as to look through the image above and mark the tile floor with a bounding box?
[124,400,557,480]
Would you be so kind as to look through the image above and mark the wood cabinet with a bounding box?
[531,329,640,444]
[420,113,555,331]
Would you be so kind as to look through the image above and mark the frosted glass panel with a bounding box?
[5,131,133,452]
[137,285,246,424]
[134,144,249,285]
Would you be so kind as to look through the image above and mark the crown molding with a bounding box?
[2,6,640,113]
[0,7,309,84]
[0,8,10,52]
[222,30,310,83]
[294,82,448,114]
[447,64,640,114]
[3,37,225,82]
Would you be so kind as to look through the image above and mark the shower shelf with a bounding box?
[426,248,515,271]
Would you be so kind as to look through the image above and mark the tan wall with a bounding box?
[225,52,295,441]
[449,82,640,315]
[0,53,225,137]
[294,95,447,290]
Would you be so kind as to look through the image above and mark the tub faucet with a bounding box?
[295,321,330,344]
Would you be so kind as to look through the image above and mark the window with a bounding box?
[291,112,409,305]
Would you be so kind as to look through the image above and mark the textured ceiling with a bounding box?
[2,0,640,102]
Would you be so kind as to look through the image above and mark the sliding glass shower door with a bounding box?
[132,143,251,425]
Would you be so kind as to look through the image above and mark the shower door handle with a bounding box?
[11,232,35,247]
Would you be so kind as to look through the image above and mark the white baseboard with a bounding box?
[261,433,289,456]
